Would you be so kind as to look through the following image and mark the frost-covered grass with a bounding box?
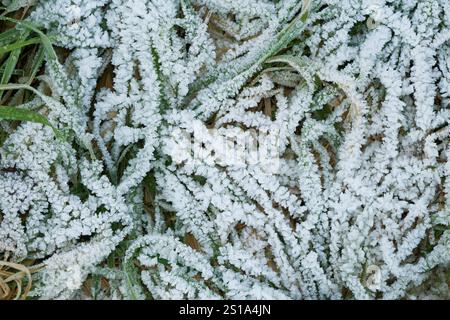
[0,0,449,300]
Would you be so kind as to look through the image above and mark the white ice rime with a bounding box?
[0,0,448,299]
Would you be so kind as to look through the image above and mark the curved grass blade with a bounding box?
[265,54,310,73]
[0,105,61,138]
[0,28,19,47]
[185,0,312,104]
[0,67,23,76]
[26,45,44,84]
[0,17,57,60]
[0,30,30,100]
[0,36,41,55]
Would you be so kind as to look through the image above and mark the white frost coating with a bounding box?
[0,0,448,300]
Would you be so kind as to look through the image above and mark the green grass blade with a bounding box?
[186,1,312,102]
[0,106,61,138]
[0,67,23,76]
[0,30,31,100]
[1,51,20,84]
[26,45,44,84]
[0,83,36,92]
[0,17,57,60]
[265,55,310,73]
[0,36,41,55]
[0,53,20,100]
[0,28,19,46]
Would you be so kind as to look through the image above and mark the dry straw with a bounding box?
[0,254,44,300]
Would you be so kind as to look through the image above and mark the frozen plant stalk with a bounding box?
[0,0,448,300]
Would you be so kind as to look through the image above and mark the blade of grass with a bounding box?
[0,17,57,60]
[186,1,312,104]
[0,67,23,76]
[26,45,44,84]
[265,54,310,73]
[0,82,51,100]
[0,36,41,55]
[0,105,61,138]
[0,83,64,139]
[0,28,19,46]
[0,30,30,100]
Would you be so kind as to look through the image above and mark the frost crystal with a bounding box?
[0,0,448,300]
